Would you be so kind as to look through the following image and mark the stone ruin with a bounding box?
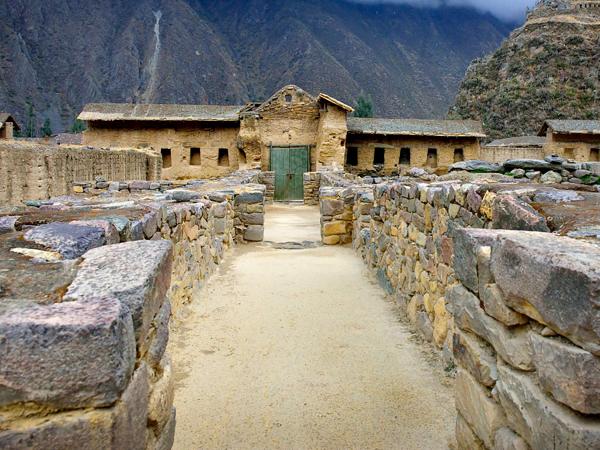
[0,154,599,449]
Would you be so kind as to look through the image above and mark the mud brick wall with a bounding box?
[0,142,161,205]
[0,183,263,449]
[303,172,321,205]
[451,229,600,450]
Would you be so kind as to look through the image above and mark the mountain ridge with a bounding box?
[0,0,515,132]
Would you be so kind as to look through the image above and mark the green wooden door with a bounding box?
[271,146,309,201]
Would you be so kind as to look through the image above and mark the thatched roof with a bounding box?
[347,118,485,138]
[485,136,546,148]
[539,120,600,136]
[318,93,354,112]
[0,113,20,131]
[78,103,243,123]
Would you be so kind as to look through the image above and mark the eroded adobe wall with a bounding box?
[315,106,347,169]
[345,135,480,175]
[0,142,160,205]
[83,121,241,179]
[0,176,265,449]
[544,131,600,161]
[480,146,545,163]
[319,179,600,449]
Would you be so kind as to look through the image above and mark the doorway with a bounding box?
[270,146,310,201]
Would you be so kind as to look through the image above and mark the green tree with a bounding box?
[353,95,373,118]
[24,101,37,138]
[40,118,53,137]
[70,119,87,133]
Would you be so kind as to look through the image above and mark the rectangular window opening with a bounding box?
[190,147,201,166]
[374,147,385,165]
[564,148,575,160]
[454,148,465,163]
[218,148,230,167]
[161,148,172,169]
[590,148,599,162]
[399,148,411,166]
[346,147,358,166]
[427,148,438,168]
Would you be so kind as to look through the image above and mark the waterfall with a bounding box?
[141,10,163,103]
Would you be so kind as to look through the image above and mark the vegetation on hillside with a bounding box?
[449,13,600,140]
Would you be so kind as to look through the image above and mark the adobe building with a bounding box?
[0,113,19,140]
[539,120,600,162]
[79,85,485,184]
[480,136,546,162]
[344,118,484,175]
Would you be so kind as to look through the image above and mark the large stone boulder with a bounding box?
[449,160,503,173]
[491,195,550,232]
[503,159,556,172]
[24,223,105,259]
[491,232,600,355]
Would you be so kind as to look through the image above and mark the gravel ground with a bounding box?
[170,204,455,449]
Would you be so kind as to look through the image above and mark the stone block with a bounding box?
[323,235,341,245]
[491,232,600,355]
[24,223,105,259]
[491,195,550,232]
[0,409,113,450]
[453,329,498,387]
[155,408,176,450]
[148,355,175,432]
[321,199,344,216]
[166,189,201,202]
[494,428,529,450]
[0,297,135,409]
[481,284,528,327]
[456,413,485,450]
[0,216,17,233]
[448,284,533,370]
[323,221,347,236]
[530,333,600,414]
[65,241,173,351]
[452,228,502,294]
[141,212,159,239]
[416,311,434,342]
[147,300,171,370]
[455,369,507,449]
[235,191,263,204]
[70,220,120,245]
[244,225,264,242]
[113,363,150,450]
[496,361,600,450]
[129,180,151,190]
[213,218,226,234]
[241,212,264,225]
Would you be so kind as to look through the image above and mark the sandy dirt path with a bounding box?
[170,204,455,449]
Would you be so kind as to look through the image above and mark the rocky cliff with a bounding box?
[0,0,513,132]
[449,1,600,140]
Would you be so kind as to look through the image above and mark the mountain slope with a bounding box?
[0,0,514,132]
[449,3,600,140]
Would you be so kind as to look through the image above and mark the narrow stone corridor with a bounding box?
[170,204,455,449]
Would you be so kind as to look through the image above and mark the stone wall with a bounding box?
[324,178,600,449]
[303,172,321,205]
[451,230,600,449]
[0,179,265,449]
[257,171,275,202]
[0,141,161,205]
[319,186,356,245]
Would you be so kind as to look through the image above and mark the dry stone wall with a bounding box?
[318,177,600,449]
[0,177,264,449]
[0,142,160,205]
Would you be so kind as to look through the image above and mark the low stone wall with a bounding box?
[319,186,356,245]
[257,171,275,202]
[317,177,600,448]
[303,172,321,205]
[0,142,161,205]
[0,180,264,449]
[451,229,600,449]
